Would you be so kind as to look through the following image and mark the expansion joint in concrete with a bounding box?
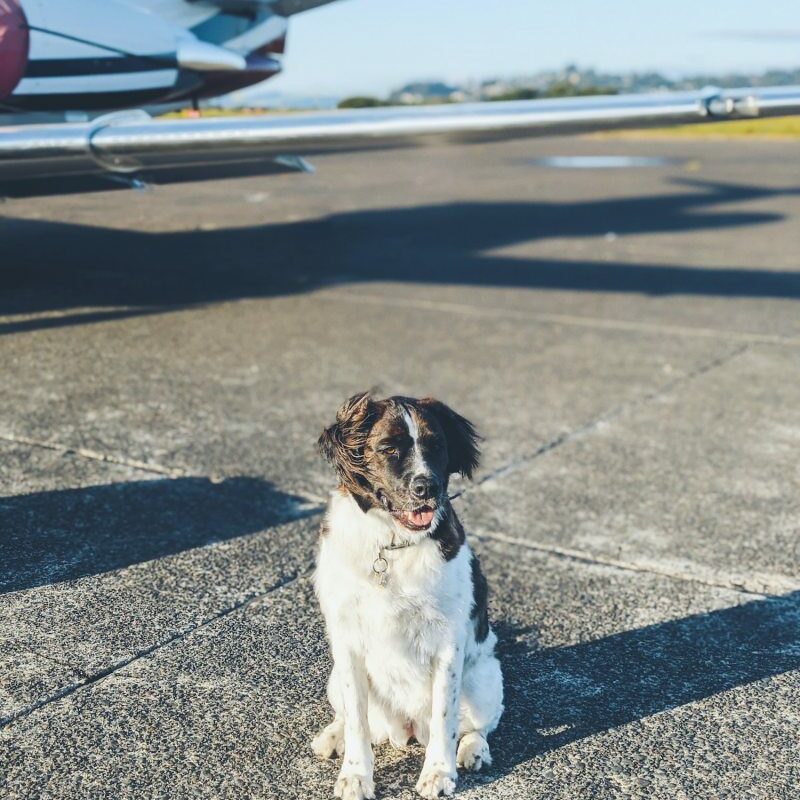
[468,344,748,491]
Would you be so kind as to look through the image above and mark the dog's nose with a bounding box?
[411,475,438,500]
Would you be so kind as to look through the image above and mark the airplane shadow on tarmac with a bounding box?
[374,591,800,794]
[0,476,318,593]
[2,178,800,336]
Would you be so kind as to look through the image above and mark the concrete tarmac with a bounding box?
[1,136,798,799]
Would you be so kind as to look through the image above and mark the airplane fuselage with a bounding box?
[0,0,300,113]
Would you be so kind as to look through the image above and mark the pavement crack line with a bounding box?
[472,530,780,597]
[0,431,190,479]
[318,290,800,348]
[0,570,309,730]
[0,434,329,509]
[461,343,749,494]
[13,644,90,680]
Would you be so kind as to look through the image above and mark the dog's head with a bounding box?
[319,392,480,532]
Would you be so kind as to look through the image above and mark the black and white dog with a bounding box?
[312,393,503,799]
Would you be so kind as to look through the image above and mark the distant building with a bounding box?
[389,81,461,104]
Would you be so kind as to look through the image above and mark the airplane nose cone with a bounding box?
[0,0,28,100]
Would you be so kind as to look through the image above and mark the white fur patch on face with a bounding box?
[403,408,418,439]
[403,408,430,479]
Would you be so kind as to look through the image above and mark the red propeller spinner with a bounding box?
[0,0,28,101]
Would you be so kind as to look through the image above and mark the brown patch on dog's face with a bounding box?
[318,391,378,512]
[362,402,448,529]
[319,393,480,529]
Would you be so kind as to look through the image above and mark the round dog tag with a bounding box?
[372,556,388,574]
[372,556,389,586]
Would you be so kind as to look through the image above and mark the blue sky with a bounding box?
[269,0,800,96]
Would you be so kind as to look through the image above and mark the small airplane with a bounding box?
[2,0,800,198]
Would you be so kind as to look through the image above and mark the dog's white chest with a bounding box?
[365,573,446,652]
[315,492,474,716]
[355,563,454,711]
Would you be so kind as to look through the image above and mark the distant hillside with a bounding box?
[397,65,800,103]
[210,65,800,111]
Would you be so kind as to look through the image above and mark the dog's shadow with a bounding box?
[326,592,800,796]
[486,593,798,787]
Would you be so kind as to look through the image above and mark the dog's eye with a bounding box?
[381,447,398,456]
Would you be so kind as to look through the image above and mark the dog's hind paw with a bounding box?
[312,719,344,759]
[456,732,491,772]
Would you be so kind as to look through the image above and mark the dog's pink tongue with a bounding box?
[408,509,434,527]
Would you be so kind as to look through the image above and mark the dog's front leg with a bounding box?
[416,638,463,799]
[331,642,374,800]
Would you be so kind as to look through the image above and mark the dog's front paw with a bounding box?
[334,770,375,800]
[415,768,456,799]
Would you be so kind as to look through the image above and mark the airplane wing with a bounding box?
[2,85,800,197]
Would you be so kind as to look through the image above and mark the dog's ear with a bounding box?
[318,391,376,501]
[419,398,481,479]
